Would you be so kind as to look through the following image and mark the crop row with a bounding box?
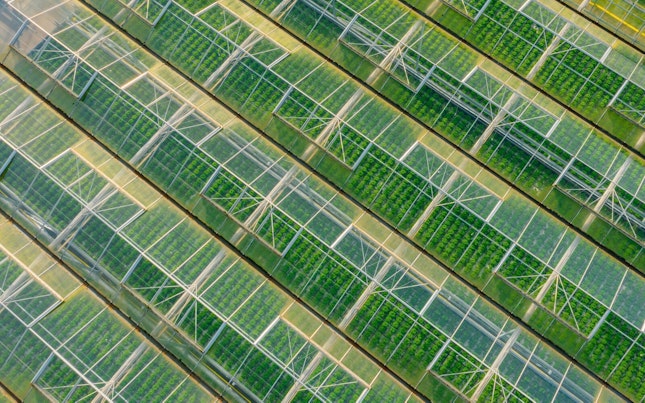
[16,125,81,167]
[304,0,484,148]
[347,148,434,230]
[467,0,554,75]
[154,5,240,83]
[125,257,183,314]
[147,1,289,116]
[0,59,415,402]
[361,374,419,402]
[136,229,284,343]
[478,130,559,191]
[233,284,288,339]
[199,3,250,37]
[206,326,295,401]
[141,0,644,258]
[259,320,314,369]
[535,42,624,114]
[176,299,226,346]
[0,267,58,331]
[400,145,456,188]
[38,149,143,233]
[426,0,644,138]
[37,294,132,371]
[70,26,628,380]
[578,312,645,399]
[276,102,367,167]
[614,82,645,125]
[112,348,209,402]
[256,207,301,252]
[497,247,551,297]
[36,357,98,401]
[0,138,312,400]
[127,0,645,268]
[248,0,645,259]
[333,230,437,313]
[542,276,607,335]
[0,311,52,394]
[69,171,109,204]
[280,230,368,322]
[7,280,59,325]
[346,0,417,39]
[215,57,289,120]
[561,178,644,241]
[276,90,333,140]
[19,166,318,400]
[2,154,82,232]
[2,81,608,400]
[417,202,511,284]
[330,0,640,240]
[344,12,475,83]
[16,292,168,399]
[18,29,640,372]
[13,6,640,400]
[142,133,218,204]
[147,222,215,279]
[347,290,448,382]
[44,152,96,189]
[273,87,382,166]
[431,342,486,397]
[305,356,365,401]
[81,78,160,161]
[203,168,263,222]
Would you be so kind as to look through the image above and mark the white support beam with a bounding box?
[151,0,173,26]
[407,169,459,238]
[130,104,193,166]
[470,329,520,401]
[0,150,16,177]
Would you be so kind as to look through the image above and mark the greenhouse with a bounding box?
[0,0,642,402]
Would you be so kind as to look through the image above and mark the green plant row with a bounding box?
[9,4,639,400]
[274,0,645,250]
[0,72,390,402]
[0,249,210,402]
[13,33,495,400]
[431,0,645,141]
[71,57,612,402]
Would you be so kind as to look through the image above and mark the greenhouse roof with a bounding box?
[0,0,642,401]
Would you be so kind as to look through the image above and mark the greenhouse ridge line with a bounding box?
[0,208,227,403]
[245,2,645,268]
[0,380,19,402]
[68,4,633,398]
[395,0,645,160]
[0,65,429,403]
[88,0,645,279]
[552,0,645,53]
[76,0,642,391]
[222,0,645,279]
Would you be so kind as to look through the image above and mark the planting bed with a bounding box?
[0,0,642,400]
[0,66,411,402]
[238,0,645,264]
